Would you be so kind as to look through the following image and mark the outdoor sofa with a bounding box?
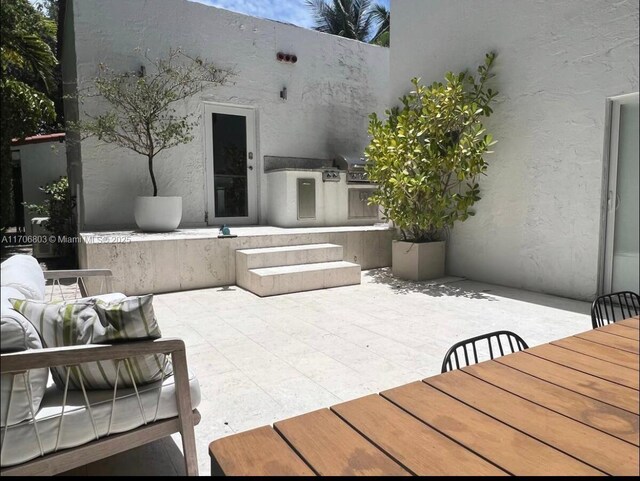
[0,254,200,476]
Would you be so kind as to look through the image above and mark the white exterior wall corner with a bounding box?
[390,0,639,301]
[61,0,83,230]
[66,0,389,231]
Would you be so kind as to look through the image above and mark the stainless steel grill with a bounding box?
[334,155,371,183]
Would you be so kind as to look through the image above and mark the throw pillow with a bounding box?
[10,296,171,390]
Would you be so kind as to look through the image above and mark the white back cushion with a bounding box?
[1,290,49,427]
[1,255,45,301]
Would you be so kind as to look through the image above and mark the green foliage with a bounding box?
[1,0,58,230]
[25,176,75,255]
[1,0,57,90]
[33,0,59,22]
[306,0,389,45]
[371,30,389,47]
[76,48,232,196]
[365,53,499,243]
[1,79,56,136]
[369,4,389,46]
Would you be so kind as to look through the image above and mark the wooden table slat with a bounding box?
[208,426,314,476]
[551,336,640,371]
[598,323,640,340]
[576,330,640,354]
[331,394,507,476]
[497,352,639,414]
[425,370,639,476]
[526,344,640,389]
[618,316,640,329]
[381,381,603,476]
[274,409,410,476]
[464,360,639,445]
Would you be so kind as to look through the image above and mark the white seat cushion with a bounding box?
[0,371,201,467]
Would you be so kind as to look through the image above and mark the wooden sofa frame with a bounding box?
[0,269,200,476]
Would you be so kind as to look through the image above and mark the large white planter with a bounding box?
[392,240,445,281]
[134,196,182,232]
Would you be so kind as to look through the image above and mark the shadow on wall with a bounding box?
[363,268,494,300]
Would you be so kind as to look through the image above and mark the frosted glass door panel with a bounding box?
[610,98,639,293]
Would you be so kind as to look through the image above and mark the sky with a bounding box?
[29,0,390,31]
[190,0,390,29]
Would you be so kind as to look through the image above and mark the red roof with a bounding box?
[12,133,65,146]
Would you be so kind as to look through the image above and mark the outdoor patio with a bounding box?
[2,0,637,476]
[61,269,591,476]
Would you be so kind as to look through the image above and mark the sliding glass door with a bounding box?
[603,93,639,294]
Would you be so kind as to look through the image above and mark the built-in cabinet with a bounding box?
[348,189,378,219]
[266,170,379,227]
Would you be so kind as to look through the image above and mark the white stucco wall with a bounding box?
[390,0,639,300]
[66,0,389,230]
[15,140,68,230]
[61,0,83,230]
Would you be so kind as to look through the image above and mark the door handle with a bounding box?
[609,190,621,211]
[248,165,254,171]
[607,190,613,210]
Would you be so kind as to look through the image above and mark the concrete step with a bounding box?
[240,261,361,297]
[236,243,343,269]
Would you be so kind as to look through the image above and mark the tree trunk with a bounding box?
[148,154,158,196]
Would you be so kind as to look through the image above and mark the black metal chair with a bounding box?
[591,291,640,329]
[441,330,529,373]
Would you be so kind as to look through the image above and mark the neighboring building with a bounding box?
[390,0,639,301]
[10,133,67,232]
[61,0,389,231]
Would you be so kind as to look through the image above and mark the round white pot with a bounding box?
[134,196,182,232]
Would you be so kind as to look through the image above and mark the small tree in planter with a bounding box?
[365,52,498,280]
[76,48,232,231]
[25,176,76,258]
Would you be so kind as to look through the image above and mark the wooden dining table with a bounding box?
[209,316,640,476]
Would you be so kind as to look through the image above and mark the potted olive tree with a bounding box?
[365,53,498,280]
[78,48,231,232]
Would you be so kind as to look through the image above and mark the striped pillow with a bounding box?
[10,295,172,390]
[94,294,162,341]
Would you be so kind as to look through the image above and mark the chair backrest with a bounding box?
[591,291,640,328]
[441,330,529,373]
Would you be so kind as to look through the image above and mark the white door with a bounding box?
[204,103,258,225]
[602,93,639,294]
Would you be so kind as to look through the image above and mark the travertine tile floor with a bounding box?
[65,268,591,476]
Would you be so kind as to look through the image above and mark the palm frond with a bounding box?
[8,31,57,89]
[370,4,390,46]
[306,0,375,42]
